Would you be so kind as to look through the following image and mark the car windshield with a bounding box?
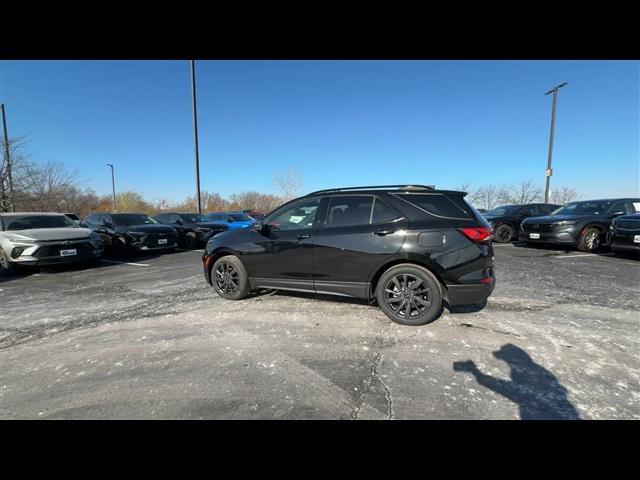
[485,205,520,216]
[552,201,612,216]
[3,214,77,231]
[180,214,210,223]
[111,214,158,226]
[229,214,252,222]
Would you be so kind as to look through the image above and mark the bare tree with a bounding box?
[273,167,303,202]
[550,186,579,205]
[500,180,543,204]
[1,136,29,212]
[472,184,501,210]
[227,191,283,213]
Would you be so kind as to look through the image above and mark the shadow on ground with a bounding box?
[454,343,580,420]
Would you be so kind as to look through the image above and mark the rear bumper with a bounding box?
[447,277,495,307]
[518,231,576,244]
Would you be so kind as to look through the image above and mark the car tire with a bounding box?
[112,236,129,257]
[211,255,251,300]
[494,223,515,243]
[577,227,601,252]
[0,247,18,277]
[184,232,199,249]
[375,264,443,326]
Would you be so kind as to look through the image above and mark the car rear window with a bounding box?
[394,193,471,219]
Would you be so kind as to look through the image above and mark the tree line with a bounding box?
[2,138,579,217]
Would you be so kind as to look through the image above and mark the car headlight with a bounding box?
[6,237,35,244]
[556,221,577,226]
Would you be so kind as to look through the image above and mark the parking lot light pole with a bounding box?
[107,163,117,212]
[1,103,14,212]
[190,60,202,214]
[543,82,568,204]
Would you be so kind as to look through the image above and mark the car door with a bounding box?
[311,194,408,298]
[247,197,322,292]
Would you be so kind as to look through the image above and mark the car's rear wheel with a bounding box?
[375,264,443,326]
[184,231,199,249]
[212,255,250,300]
[578,227,601,252]
[494,223,515,243]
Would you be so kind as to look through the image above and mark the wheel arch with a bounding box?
[204,247,244,284]
[368,255,449,302]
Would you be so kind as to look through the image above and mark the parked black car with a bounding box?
[202,185,495,326]
[519,198,640,252]
[608,213,640,256]
[154,212,229,248]
[81,212,178,256]
[483,203,561,243]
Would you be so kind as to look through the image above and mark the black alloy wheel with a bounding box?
[376,264,443,326]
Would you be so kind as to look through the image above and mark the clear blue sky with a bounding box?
[1,60,638,202]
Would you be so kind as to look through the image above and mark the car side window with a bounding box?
[371,197,400,224]
[519,205,538,217]
[610,201,630,215]
[325,195,374,227]
[266,198,321,231]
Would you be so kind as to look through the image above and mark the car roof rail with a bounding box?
[307,184,436,195]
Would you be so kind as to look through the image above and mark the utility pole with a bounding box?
[190,60,202,214]
[1,104,14,212]
[106,163,117,211]
[543,82,568,204]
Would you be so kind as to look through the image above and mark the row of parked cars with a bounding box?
[479,197,640,254]
[1,193,638,279]
[0,210,263,275]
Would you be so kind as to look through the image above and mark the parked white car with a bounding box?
[0,212,104,275]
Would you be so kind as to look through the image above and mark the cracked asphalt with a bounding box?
[1,243,639,419]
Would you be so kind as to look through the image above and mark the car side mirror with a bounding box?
[173,219,183,225]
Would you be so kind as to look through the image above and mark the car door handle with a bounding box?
[373,229,395,236]
[296,233,311,240]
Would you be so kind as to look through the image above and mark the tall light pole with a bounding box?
[106,163,117,211]
[190,60,202,214]
[1,103,14,212]
[543,82,568,204]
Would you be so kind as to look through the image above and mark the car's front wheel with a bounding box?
[375,264,443,326]
[577,227,601,252]
[494,223,515,243]
[211,255,251,300]
[0,247,18,277]
[184,231,199,249]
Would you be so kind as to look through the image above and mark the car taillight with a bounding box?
[458,227,492,243]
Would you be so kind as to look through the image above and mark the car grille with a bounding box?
[34,242,96,258]
[615,219,640,230]
[522,223,556,233]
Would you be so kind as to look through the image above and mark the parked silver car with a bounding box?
[0,212,104,275]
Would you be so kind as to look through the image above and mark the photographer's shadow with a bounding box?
[454,343,580,420]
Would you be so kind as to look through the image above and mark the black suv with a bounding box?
[483,203,561,243]
[81,212,178,255]
[154,212,229,248]
[202,185,495,326]
[608,213,640,256]
[519,198,640,252]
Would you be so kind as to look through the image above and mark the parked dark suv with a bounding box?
[202,185,495,326]
[154,212,228,248]
[81,212,178,256]
[483,203,561,243]
[608,213,640,256]
[519,198,640,252]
